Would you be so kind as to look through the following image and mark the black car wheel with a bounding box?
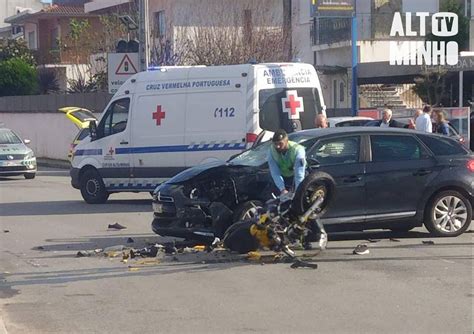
[24,173,35,179]
[424,190,472,237]
[80,169,109,204]
[232,201,263,222]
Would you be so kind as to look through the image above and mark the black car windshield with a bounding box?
[229,133,317,167]
[0,129,22,144]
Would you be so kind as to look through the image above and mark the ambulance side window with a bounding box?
[98,98,130,138]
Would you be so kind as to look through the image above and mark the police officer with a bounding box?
[267,129,327,249]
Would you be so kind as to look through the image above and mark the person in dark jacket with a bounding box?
[433,110,449,135]
[374,108,404,128]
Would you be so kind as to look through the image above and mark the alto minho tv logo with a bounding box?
[389,12,459,66]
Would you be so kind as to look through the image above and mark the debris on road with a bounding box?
[367,239,380,243]
[290,259,318,269]
[76,250,93,257]
[108,223,127,230]
[247,251,261,261]
[130,245,160,258]
[126,237,134,243]
[422,240,435,245]
[353,244,370,255]
[3,229,10,233]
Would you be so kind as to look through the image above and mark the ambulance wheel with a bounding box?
[292,172,335,216]
[80,169,109,204]
[24,173,35,179]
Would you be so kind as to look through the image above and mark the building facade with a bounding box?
[0,0,46,40]
[293,0,474,114]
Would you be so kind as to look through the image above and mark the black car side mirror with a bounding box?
[89,121,98,141]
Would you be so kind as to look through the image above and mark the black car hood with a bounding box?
[166,160,252,184]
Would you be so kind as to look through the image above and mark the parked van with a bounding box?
[70,63,326,203]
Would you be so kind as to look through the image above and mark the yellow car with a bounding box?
[59,107,97,161]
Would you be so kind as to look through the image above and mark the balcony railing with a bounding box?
[311,13,429,47]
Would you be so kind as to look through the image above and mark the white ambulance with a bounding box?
[70,62,326,203]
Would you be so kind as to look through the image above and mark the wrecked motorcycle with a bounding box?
[222,172,335,268]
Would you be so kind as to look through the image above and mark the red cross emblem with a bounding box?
[152,105,166,126]
[108,147,114,155]
[281,90,304,120]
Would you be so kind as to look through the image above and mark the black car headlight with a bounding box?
[189,188,200,199]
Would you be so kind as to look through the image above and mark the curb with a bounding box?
[37,158,70,170]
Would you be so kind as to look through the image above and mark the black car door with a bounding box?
[365,134,439,219]
[306,135,366,220]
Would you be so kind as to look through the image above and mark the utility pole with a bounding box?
[138,0,150,71]
[350,1,358,116]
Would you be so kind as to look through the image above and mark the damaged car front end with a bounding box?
[152,161,274,241]
[151,134,318,241]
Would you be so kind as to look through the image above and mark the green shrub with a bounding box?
[0,58,38,96]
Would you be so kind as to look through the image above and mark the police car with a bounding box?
[0,127,36,179]
[70,63,327,203]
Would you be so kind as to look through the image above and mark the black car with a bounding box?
[152,127,474,240]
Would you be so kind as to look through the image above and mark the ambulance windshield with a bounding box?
[259,88,322,133]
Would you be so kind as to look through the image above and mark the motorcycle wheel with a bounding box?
[222,220,260,254]
[292,171,335,216]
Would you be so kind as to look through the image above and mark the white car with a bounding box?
[0,127,36,179]
[327,116,373,127]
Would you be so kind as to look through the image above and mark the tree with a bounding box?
[171,0,293,66]
[427,0,470,51]
[0,39,36,66]
[413,65,448,106]
[0,58,38,96]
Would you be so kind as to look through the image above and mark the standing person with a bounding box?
[433,110,449,135]
[314,114,328,128]
[407,109,423,129]
[416,105,433,133]
[375,108,404,128]
[267,129,306,195]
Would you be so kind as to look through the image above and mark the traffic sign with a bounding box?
[107,53,139,94]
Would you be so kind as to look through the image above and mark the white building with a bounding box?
[0,0,47,39]
[292,0,473,114]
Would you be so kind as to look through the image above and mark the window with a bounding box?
[154,11,165,38]
[339,82,344,102]
[336,120,371,127]
[259,88,322,132]
[51,28,59,50]
[98,98,130,138]
[308,136,360,165]
[229,133,318,167]
[371,135,429,162]
[28,31,36,49]
[0,129,22,144]
[418,135,468,156]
